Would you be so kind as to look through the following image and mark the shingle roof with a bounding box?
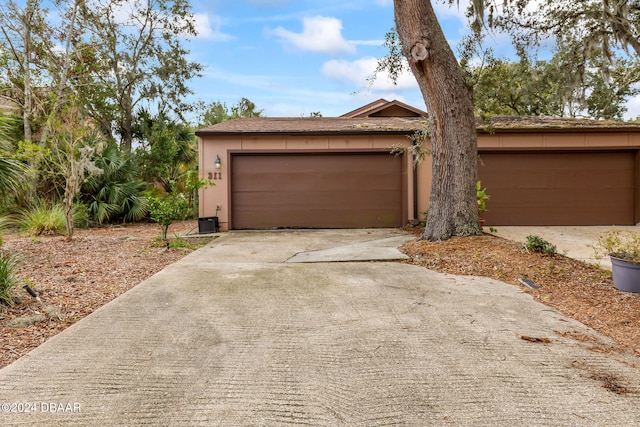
[196,117,429,136]
[478,116,640,132]
[340,99,427,118]
[196,115,640,137]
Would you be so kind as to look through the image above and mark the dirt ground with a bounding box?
[0,222,638,369]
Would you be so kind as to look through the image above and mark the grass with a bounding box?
[16,202,66,236]
[0,253,19,306]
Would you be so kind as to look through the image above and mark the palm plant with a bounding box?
[132,108,197,193]
[0,115,29,203]
[84,142,148,223]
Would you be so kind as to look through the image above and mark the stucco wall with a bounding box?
[200,130,640,230]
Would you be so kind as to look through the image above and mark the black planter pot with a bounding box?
[610,255,640,293]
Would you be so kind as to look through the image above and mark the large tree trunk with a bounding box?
[394,0,481,240]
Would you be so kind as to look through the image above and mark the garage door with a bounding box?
[478,151,636,225]
[231,152,404,229]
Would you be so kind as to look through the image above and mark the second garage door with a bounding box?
[479,151,636,225]
[231,152,404,229]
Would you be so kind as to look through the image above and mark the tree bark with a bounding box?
[394,0,481,240]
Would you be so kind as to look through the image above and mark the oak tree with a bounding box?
[391,0,640,240]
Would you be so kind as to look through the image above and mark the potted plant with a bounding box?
[597,228,640,293]
[477,181,490,227]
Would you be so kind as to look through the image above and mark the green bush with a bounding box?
[0,253,19,306]
[147,184,189,240]
[524,235,557,256]
[73,202,92,229]
[83,142,149,224]
[17,202,66,236]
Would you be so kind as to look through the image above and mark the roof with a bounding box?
[196,117,428,136]
[196,115,640,137]
[195,98,640,137]
[477,116,640,133]
[340,99,427,118]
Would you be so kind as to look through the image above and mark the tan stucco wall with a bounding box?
[199,130,640,230]
[199,134,414,231]
[477,131,640,149]
[409,131,640,225]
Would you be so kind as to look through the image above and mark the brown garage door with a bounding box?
[231,152,403,229]
[479,151,636,225]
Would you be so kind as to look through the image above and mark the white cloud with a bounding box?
[321,57,418,91]
[624,94,640,120]
[194,13,232,41]
[269,16,356,55]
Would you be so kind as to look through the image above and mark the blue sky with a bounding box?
[184,0,640,120]
[184,0,475,118]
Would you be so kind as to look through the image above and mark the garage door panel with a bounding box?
[479,152,635,225]
[232,191,401,211]
[231,153,403,229]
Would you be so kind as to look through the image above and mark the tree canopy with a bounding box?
[196,98,264,128]
[0,0,203,152]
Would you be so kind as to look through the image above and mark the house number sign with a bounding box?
[208,172,223,180]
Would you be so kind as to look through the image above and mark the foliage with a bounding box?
[72,202,91,229]
[166,235,194,250]
[196,98,263,127]
[184,170,214,217]
[524,235,557,256]
[147,183,189,240]
[80,0,203,151]
[389,125,432,166]
[0,252,19,306]
[597,228,640,262]
[83,142,148,224]
[133,109,197,193]
[0,0,203,152]
[462,41,640,119]
[476,181,490,215]
[0,115,30,204]
[0,215,10,246]
[46,102,104,240]
[16,202,66,236]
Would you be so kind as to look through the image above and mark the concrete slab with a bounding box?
[285,235,413,263]
[1,229,639,425]
[489,225,640,270]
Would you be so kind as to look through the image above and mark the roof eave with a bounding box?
[195,129,417,137]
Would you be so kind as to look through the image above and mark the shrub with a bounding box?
[83,142,149,224]
[524,235,557,256]
[17,202,66,236]
[596,228,640,262]
[147,184,189,240]
[72,202,92,229]
[0,253,19,306]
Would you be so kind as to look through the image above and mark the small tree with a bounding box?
[147,182,189,240]
[47,103,104,240]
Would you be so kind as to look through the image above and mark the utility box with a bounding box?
[198,216,219,234]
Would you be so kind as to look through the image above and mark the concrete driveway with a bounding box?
[490,225,640,270]
[1,229,639,426]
